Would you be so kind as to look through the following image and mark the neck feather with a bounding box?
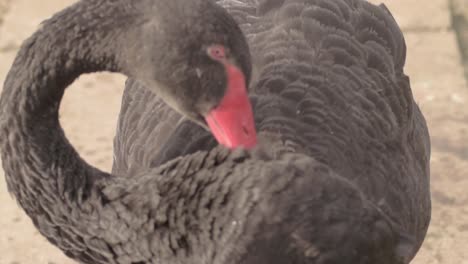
[0,0,140,208]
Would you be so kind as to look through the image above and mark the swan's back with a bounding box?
[244,0,431,249]
[113,0,430,258]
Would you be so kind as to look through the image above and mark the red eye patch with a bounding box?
[207,45,226,61]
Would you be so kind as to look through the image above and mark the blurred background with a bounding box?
[0,0,467,263]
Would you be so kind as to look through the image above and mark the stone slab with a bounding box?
[452,0,468,78]
[402,30,468,264]
[0,0,11,25]
[369,0,451,31]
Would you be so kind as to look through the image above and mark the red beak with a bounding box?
[205,64,257,149]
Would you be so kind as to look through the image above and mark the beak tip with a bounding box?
[205,111,257,150]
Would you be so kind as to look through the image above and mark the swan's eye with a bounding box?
[207,45,226,61]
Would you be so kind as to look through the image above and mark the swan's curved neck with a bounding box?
[0,1,139,207]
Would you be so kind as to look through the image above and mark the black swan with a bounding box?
[0,0,431,263]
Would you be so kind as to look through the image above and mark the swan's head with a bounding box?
[125,1,256,149]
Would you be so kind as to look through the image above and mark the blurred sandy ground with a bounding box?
[0,0,468,263]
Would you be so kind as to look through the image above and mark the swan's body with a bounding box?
[0,0,430,263]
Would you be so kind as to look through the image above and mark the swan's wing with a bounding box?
[246,0,411,149]
[112,79,183,175]
[240,0,431,254]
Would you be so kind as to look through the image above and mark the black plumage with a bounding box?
[0,0,430,263]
